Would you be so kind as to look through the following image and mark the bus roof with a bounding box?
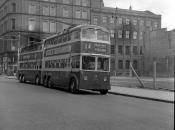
[43,24,109,42]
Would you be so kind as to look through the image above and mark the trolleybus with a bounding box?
[18,24,111,94]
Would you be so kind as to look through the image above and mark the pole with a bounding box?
[130,63,144,88]
[153,61,156,89]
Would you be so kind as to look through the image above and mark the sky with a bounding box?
[103,0,175,31]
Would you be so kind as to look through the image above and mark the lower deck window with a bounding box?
[82,56,95,70]
[97,57,109,71]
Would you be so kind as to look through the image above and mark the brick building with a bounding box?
[144,28,175,77]
[0,0,161,75]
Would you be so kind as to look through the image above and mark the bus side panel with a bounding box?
[54,71,70,88]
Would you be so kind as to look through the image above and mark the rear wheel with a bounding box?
[100,90,108,95]
[43,77,47,87]
[35,76,40,85]
[21,75,25,83]
[19,75,22,82]
[47,78,53,88]
[69,78,78,94]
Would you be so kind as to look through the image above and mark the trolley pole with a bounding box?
[153,61,156,89]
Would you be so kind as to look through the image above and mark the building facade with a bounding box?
[144,28,175,77]
[0,0,161,75]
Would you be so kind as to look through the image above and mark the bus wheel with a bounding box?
[69,79,78,94]
[43,77,47,87]
[100,90,108,95]
[47,78,53,88]
[21,75,25,83]
[35,76,40,85]
[19,75,22,82]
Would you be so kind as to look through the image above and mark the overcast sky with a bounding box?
[103,0,175,31]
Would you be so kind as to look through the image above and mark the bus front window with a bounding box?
[82,28,96,40]
[97,30,109,42]
[97,57,109,71]
[82,56,95,70]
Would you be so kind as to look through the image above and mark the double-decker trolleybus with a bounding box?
[42,24,111,94]
[17,43,43,84]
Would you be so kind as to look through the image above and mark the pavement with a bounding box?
[1,75,174,103]
[109,86,174,103]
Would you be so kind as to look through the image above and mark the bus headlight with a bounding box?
[84,75,88,80]
[104,76,107,82]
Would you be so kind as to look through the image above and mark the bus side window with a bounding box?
[57,36,62,44]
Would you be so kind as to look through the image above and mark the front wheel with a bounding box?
[69,79,78,94]
[100,90,108,95]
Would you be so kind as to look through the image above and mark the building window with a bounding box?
[118,45,123,55]
[140,20,144,26]
[75,10,81,18]
[82,0,88,6]
[63,8,69,17]
[43,6,49,15]
[139,32,143,40]
[133,46,138,55]
[126,31,130,39]
[133,19,137,25]
[82,11,88,19]
[50,6,56,16]
[118,18,122,24]
[12,3,16,12]
[111,45,115,54]
[118,30,122,38]
[102,16,107,23]
[11,18,16,30]
[133,60,138,69]
[75,0,81,5]
[29,4,36,14]
[133,31,137,39]
[125,60,130,69]
[50,21,56,33]
[118,60,123,69]
[153,22,158,29]
[43,20,49,32]
[125,46,130,55]
[93,17,98,25]
[125,19,130,25]
[28,18,36,31]
[110,30,114,38]
[110,17,114,24]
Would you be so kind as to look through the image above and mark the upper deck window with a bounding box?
[82,28,109,42]
[97,30,109,41]
[82,28,96,40]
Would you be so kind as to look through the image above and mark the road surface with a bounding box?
[0,78,174,130]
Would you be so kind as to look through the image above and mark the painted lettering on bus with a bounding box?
[45,45,71,57]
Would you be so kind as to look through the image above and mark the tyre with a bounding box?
[21,75,25,83]
[19,75,22,82]
[100,90,108,95]
[69,78,78,94]
[43,77,47,87]
[35,76,40,85]
[47,78,53,88]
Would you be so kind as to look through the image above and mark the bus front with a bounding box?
[79,26,111,94]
